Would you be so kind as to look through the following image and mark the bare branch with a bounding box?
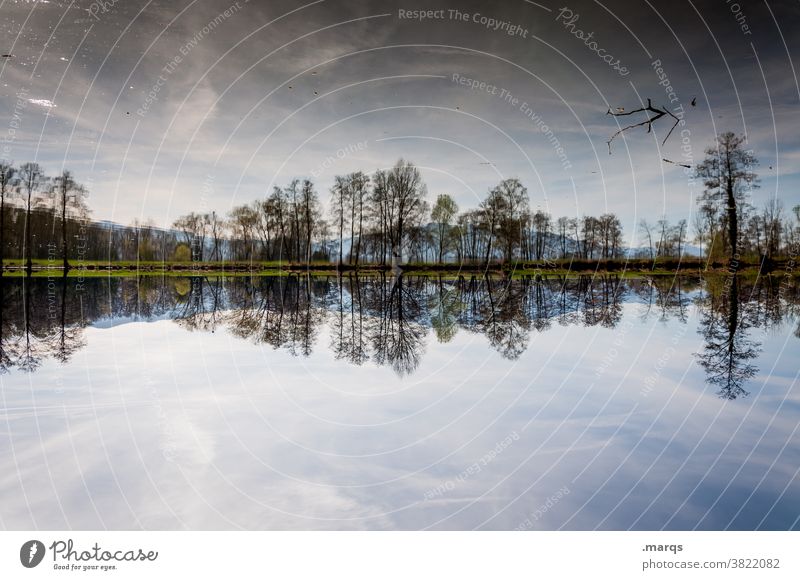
[662,158,692,169]
[606,98,681,154]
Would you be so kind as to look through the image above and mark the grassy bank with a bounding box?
[1,256,796,278]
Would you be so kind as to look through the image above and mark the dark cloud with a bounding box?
[1,0,798,228]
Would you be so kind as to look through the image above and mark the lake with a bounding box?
[0,273,798,530]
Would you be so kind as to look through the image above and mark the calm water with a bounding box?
[0,274,798,530]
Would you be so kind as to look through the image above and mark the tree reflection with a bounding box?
[0,278,18,373]
[632,276,692,323]
[370,274,426,376]
[429,276,460,344]
[696,275,760,400]
[0,273,796,394]
[17,278,45,372]
[50,272,85,364]
[477,276,530,360]
[330,275,370,365]
[215,276,327,357]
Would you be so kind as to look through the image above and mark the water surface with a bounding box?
[0,274,798,529]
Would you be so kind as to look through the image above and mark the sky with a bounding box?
[1,0,799,243]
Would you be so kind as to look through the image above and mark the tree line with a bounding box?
[1,133,798,272]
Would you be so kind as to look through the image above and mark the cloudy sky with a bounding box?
[1,0,798,239]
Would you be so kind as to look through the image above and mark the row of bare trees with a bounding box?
[639,198,796,262]
[689,131,796,264]
[4,135,799,270]
[0,161,89,274]
[172,179,327,263]
[228,178,323,262]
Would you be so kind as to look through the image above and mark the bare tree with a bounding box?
[370,169,391,265]
[639,219,655,260]
[330,175,351,265]
[172,212,208,261]
[582,216,599,259]
[656,217,670,257]
[674,219,687,258]
[479,188,505,265]
[431,193,458,264]
[286,179,302,261]
[300,179,321,265]
[207,211,224,261]
[494,178,529,261]
[695,132,759,266]
[348,173,369,266]
[531,210,551,260]
[599,213,624,258]
[387,159,427,265]
[17,162,47,275]
[762,198,783,260]
[0,162,17,271]
[51,170,88,270]
[555,216,572,259]
[228,205,259,261]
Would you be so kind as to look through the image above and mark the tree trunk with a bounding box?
[338,202,344,266]
[397,214,404,265]
[62,191,69,271]
[350,198,356,266]
[484,225,493,266]
[0,193,4,272]
[355,199,363,267]
[727,181,738,265]
[25,190,32,276]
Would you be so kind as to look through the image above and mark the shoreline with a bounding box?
[0,257,794,278]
